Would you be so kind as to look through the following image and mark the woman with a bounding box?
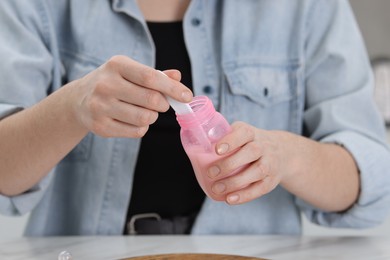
[0,0,389,236]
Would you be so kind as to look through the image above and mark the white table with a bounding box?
[1,235,389,260]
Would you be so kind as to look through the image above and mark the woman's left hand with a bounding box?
[207,121,291,205]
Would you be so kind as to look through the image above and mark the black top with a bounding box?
[125,21,205,229]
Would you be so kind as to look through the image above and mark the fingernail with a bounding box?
[217,143,229,154]
[208,166,220,179]
[181,91,193,102]
[212,183,226,194]
[227,194,239,204]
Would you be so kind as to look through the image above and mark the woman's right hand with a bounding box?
[68,55,193,138]
[1,55,193,196]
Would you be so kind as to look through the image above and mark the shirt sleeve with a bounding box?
[0,1,57,216]
[297,0,390,228]
[0,171,55,216]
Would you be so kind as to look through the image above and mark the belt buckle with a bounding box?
[127,213,162,235]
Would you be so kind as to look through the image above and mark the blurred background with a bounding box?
[1,0,390,239]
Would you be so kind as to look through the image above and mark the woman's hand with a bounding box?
[68,55,193,138]
[207,121,359,211]
[207,121,290,205]
[0,55,194,196]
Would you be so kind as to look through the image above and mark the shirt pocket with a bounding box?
[221,61,303,132]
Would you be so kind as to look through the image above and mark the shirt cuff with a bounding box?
[0,171,53,216]
[0,103,23,119]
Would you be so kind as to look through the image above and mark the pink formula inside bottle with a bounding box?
[175,96,238,201]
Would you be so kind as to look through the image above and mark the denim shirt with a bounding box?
[1,0,390,236]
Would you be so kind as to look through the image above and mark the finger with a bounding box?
[92,117,149,139]
[107,101,159,127]
[162,69,182,81]
[211,158,270,196]
[113,79,170,113]
[207,141,261,179]
[225,175,279,205]
[107,56,193,102]
[215,122,255,155]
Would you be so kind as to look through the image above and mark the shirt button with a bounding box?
[203,85,214,94]
[263,87,269,97]
[191,18,201,26]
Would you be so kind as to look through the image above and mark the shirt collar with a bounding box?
[110,0,145,23]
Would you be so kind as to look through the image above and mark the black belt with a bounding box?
[126,213,196,235]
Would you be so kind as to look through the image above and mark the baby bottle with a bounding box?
[175,96,234,201]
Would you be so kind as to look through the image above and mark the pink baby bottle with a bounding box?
[174,96,234,201]
[159,71,237,201]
